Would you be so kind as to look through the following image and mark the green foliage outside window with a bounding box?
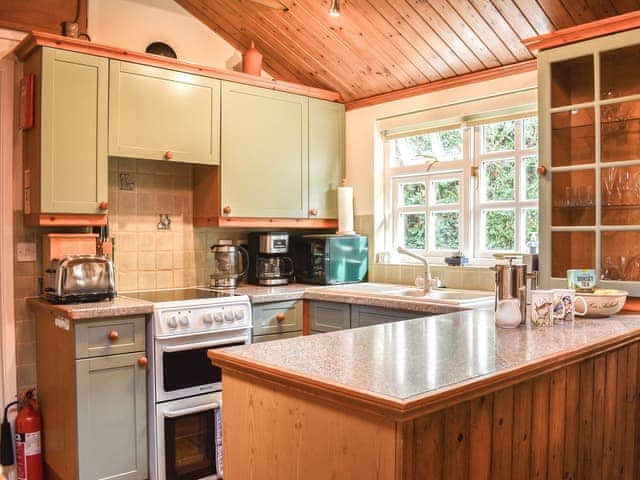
[434,179,459,204]
[402,213,425,249]
[392,128,463,165]
[401,183,426,206]
[524,117,538,148]
[433,212,460,250]
[484,159,515,201]
[483,120,516,153]
[523,156,539,200]
[485,210,515,250]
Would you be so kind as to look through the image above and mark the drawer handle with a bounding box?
[309,208,318,216]
[223,206,232,215]
[164,150,174,160]
[276,313,285,322]
[138,356,148,367]
[99,201,109,211]
[537,165,547,176]
[108,330,119,341]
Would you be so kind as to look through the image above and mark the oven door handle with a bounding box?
[163,402,220,418]
[160,335,249,353]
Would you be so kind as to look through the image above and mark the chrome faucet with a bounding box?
[397,246,432,294]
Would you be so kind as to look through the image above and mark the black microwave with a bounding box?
[291,234,368,285]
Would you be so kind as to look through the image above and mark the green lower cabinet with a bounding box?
[221,81,309,218]
[308,99,345,219]
[252,300,303,337]
[350,305,425,328]
[40,48,109,214]
[76,352,148,480]
[109,60,220,165]
[309,301,350,332]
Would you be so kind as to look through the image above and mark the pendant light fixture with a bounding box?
[329,0,340,16]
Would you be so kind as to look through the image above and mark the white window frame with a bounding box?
[473,117,538,258]
[383,113,537,265]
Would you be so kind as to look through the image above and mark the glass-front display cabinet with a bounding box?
[536,26,640,295]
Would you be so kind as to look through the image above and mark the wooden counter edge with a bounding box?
[26,296,154,320]
[210,326,640,420]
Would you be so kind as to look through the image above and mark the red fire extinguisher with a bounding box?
[15,389,42,480]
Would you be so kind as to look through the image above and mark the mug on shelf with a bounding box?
[531,290,556,327]
[553,289,588,322]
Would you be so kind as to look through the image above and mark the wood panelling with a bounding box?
[411,341,640,480]
[176,0,639,103]
[0,0,87,34]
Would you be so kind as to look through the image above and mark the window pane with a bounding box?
[433,179,460,205]
[484,209,516,251]
[483,159,515,201]
[400,213,426,250]
[391,128,463,165]
[400,182,426,206]
[482,120,516,153]
[432,212,460,250]
[523,208,539,249]
[523,117,538,148]
[523,155,539,200]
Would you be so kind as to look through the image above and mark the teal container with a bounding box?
[291,234,368,284]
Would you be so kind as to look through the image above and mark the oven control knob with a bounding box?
[167,316,178,329]
[214,312,224,324]
[203,313,214,324]
[179,315,190,326]
[234,310,245,320]
[224,311,234,322]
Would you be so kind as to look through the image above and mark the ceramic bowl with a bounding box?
[576,289,628,318]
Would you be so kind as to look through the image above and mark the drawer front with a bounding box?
[252,331,303,343]
[252,301,303,336]
[309,301,350,332]
[76,316,146,358]
[350,305,424,328]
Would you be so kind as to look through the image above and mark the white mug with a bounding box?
[495,298,522,329]
[553,289,588,322]
[531,290,556,327]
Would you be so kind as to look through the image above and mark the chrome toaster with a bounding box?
[42,255,116,304]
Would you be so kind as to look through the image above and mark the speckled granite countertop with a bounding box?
[27,296,153,320]
[230,283,309,303]
[211,309,640,412]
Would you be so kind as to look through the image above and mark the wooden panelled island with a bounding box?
[209,309,640,479]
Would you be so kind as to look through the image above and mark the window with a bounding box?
[385,115,538,262]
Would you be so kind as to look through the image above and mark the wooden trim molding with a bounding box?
[345,60,537,111]
[0,59,17,409]
[24,213,107,227]
[523,10,640,54]
[194,216,338,229]
[13,31,342,102]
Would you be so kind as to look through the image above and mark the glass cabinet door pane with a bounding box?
[600,44,640,99]
[551,231,595,278]
[551,55,594,108]
[601,166,640,225]
[551,170,595,226]
[602,231,640,281]
[601,100,640,163]
[551,108,594,167]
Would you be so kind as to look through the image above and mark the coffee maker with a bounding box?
[248,232,294,286]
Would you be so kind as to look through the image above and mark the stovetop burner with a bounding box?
[124,288,239,303]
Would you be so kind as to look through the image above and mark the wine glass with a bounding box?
[603,167,618,206]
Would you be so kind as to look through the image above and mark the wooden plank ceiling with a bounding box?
[175,0,640,102]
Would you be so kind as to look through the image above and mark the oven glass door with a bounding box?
[162,336,247,393]
[164,405,222,480]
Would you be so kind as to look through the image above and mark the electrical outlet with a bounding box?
[16,242,37,262]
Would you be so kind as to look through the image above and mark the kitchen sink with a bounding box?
[314,283,494,307]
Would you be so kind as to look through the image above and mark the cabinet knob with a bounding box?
[138,356,148,367]
[108,330,119,341]
[309,208,318,216]
[537,165,548,176]
[276,313,285,322]
[164,151,174,160]
[99,201,109,211]
[223,206,232,215]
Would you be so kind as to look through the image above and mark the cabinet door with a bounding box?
[76,352,147,480]
[221,81,308,218]
[252,300,303,336]
[308,99,344,219]
[109,60,220,165]
[350,305,424,328]
[309,301,350,332]
[41,48,108,214]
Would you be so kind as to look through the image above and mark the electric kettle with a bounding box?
[210,241,249,289]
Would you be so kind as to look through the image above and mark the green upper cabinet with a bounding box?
[308,99,345,219]
[108,60,220,165]
[221,81,308,218]
[40,48,109,214]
